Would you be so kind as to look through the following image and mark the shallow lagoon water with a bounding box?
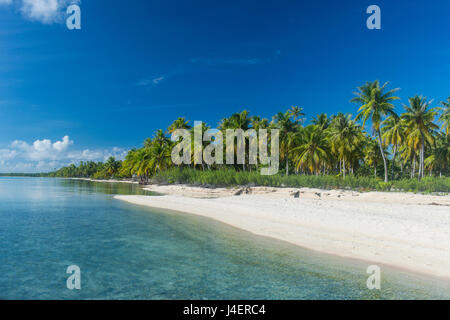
[0,177,449,299]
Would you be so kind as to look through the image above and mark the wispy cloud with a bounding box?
[137,50,281,88]
[137,75,166,87]
[190,57,272,65]
[190,51,280,66]
[0,135,126,173]
[152,76,165,85]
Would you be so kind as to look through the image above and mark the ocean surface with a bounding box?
[0,177,449,300]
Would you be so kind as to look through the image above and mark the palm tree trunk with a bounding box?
[420,133,425,180]
[343,158,346,178]
[377,129,388,182]
[412,154,416,178]
[391,144,397,181]
[286,156,289,176]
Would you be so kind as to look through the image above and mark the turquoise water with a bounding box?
[0,177,449,300]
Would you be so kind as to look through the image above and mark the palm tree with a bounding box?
[168,117,191,134]
[288,106,305,124]
[189,121,210,170]
[292,125,329,175]
[382,115,405,180]
[250,116,269,131]
[351,80,399,182]
[133,148,153,183]
[104,156,120,177]
[120,148,137,177]
[402,96,439,179]
[327,113,363,178]
[439,97,450,135]
[364,137,384,178]
[219,111,250,171]
[425,133,450,177]
[312,113,330,129]
[148,138,172,174]
[271,111,299,175]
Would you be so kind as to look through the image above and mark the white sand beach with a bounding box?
[115,185,450,279]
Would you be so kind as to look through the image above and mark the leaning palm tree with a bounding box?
[351,80,399,182]
[439,97,450,135]
[382,115,405,180]
[402,96,439,179]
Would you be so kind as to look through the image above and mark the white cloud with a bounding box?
[12,135,73,160]
[20,0,59,23]
[0,149,17,160]
[52,135,72,151]
[0,135,127,173]
[0,0,82,24]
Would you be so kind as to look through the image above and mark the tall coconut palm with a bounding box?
[132,148,153,183]
[402,96,439,179]
[327,113,362,178]
[120,148,138,177]
[425,133,450,177]
[219,110,250,171]
[189,121,210,170]
[168,117,191,134]
[351,80,399,182]
[400,129,421,178]
[288,106,305,124]
[382,115,405,180]
[148,138,173,174]
[104,156,120,177]
[312,113,330,129]
[292,125,329,175]
[439,97,450,135]
[364,137,384,178]
[271,111,299,176]
[250,116,269,131]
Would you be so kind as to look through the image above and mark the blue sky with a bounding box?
[0,0,449,172]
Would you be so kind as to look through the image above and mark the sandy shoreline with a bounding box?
[114,184,450,280]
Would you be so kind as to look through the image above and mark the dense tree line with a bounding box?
[50,81,450,185]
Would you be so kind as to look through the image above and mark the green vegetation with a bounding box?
[42,81,449,193]
[0,173,48,177]
[151,168,450,193]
